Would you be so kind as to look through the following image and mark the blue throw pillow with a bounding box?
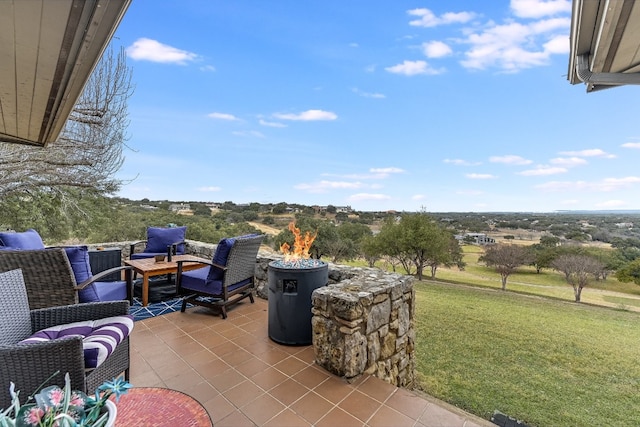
[206,237,236,281]
[0,229,45,249]
[145,226,187,253]
[63,246,93,283]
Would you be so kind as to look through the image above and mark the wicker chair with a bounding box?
[0,269,131,409]
[176,234,264,319]
[0,248,133,309]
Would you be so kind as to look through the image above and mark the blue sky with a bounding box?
[112,0,640,212]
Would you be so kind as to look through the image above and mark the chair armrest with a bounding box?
[30,301,130,330]
[0,337,86,404]
[129,240,147,257]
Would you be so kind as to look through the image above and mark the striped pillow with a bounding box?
[19,315,134,369]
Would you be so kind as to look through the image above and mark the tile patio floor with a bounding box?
[130,298,495,427]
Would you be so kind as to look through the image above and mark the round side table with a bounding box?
[113,387,212,427]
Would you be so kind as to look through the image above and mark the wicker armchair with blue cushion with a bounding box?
[129,226,187,261]
[0,269,132,409]
[176,234,264,319]
[0,248,133,309]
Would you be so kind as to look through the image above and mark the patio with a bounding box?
[130,297,493,427]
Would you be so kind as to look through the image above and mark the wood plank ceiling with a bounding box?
[0,0,131,147]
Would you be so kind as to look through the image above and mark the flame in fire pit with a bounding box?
[280,221,317,262]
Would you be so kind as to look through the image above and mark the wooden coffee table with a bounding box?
[124,255,208,306]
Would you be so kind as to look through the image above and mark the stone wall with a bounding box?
[95,239,415,388]
[311,270,415,388]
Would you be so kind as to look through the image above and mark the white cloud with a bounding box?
[352,88,386,99]
[510,0,572,19]
[259,119,287,128]
[422,41,453,58]
[412,194,426,200]
[348,193,392,201]
[560,199,579,205]
[489,155,533,165]
[197,186,221,192]
[294,180,363,193]
[549,157,588,167]
[273,110,337,121]
[460,18,570,72]
[535,176,640,192]
[349,42,359,48]
[517,166,567,176]
[370,167,405,175]
[407,8,476,28]
[622,142,640,149]
[444,158,481,166]
[385,60,445,76]
[596,200,627,208]
[126,38,198,64]
[199,65,216,72]
[208,112,239,121]
[231,130,264,138]
[466,173,497,179]
[558,148,616,158]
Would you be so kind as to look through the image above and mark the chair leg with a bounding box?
[220,305,227,319]
[249,292,255,304]
[180,298,188,312]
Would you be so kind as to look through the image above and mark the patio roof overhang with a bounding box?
[0,0,131,147]
[568,0,640,92]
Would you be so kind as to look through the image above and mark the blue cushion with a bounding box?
[181,267,250,295]
[63,246,93,283]
[0,229,45,249]
[87,281,128,303]
[206,237,236,282]
[145,226,187,253]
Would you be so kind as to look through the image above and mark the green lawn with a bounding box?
[414,281,640,427]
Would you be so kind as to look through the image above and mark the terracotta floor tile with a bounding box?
[418,402,468,427]
[216,409,256,427]
[224,380,264,408]
[130,297,492,427]
[289,391,334,424]
[385,388,429,420]
[182,381,220,403]
[249,366,288,391]
[355,375,398,403]
[367,405,415,427]
[264,408,312,427]
[338,390,381,423]
[273,355,309,376]
[235,357,271,378]
[240,393,286,425]
[203,394,236,424]
[315,406,364,427]
[292,365,330,389]
[208,368,246,393]
[268,378,309,406]
[313,376,354,404]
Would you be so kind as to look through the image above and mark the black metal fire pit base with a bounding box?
[268,261,328,345]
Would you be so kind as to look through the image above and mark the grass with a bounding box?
[414,281,640,427]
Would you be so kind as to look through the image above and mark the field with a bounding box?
[414,281,640,427]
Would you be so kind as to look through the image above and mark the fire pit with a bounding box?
[268,223,328,345]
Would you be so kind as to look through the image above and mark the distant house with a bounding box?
[456,233,495,245]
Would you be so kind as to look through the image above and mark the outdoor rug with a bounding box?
[129,297,192,321]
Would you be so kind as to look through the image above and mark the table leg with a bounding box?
[142,273,150,307]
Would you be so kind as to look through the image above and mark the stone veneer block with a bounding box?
[311,271,415,388]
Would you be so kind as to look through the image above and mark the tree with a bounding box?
[0,46,133,198]
[375,212,457,280]
[615,259,640,285]
[552,254,604,302]
[479,244,531,290]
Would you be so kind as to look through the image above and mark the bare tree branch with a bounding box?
[0,46,134,198]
